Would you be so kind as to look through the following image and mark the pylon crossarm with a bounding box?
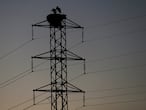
[33,83,51,91]
[32,20,51,28]
[66,49,85,61]
[31,49,85,60]
[33,20,47,25]
[33,24,51,28]
[33,89,84,93]
[65,25,83,29]
[31,50,85,61]
[66,18,83,28]
[67,82,85,93]
[32,56,84,61]
[34,89,51,92]
[32,51,51,58]
[33,24,83,29]
[67,57,85,60]
[32,18,84,29]
[33,81,85,93]
[32,56,62,60]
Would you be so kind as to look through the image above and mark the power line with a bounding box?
[87,14,146,29]
[0,69,31,89]
[23,96,51,110]
[86,98,146,107]
[86,49,146,64]
[89,28,146,44]
[0,36,43,63]
[62,48,146,69]
[68,63,146,84]
[70,90,146,103]
[8,92,47,110]
[69,73,85,82]
[86,63,146,75]
[0,39,33,61]
[69,14,146,51]
[69,13,146,50]
[75,99,146,110]
[86,91,146,101]
[87,84,146,93]
[70,27,146,51]
[69,63,145,81]
[0,61,47,89]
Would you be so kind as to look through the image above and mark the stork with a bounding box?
[56,6,61,13]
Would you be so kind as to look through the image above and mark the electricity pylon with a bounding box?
[31,7,86,110]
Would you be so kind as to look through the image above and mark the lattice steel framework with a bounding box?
[31,7,85,110]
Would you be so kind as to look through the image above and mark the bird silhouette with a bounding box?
[51,8,57,14]
[56,6,61,13]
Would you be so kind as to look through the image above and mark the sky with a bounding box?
[0,0,146,110]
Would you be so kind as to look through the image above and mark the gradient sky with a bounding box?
[0,0,146,110]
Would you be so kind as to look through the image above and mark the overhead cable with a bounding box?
[0,39,33,61]
[0,61,47,89]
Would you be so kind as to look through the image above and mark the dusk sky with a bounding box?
[0,0,146,110]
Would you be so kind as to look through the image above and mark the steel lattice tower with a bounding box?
[31,7,85,110]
